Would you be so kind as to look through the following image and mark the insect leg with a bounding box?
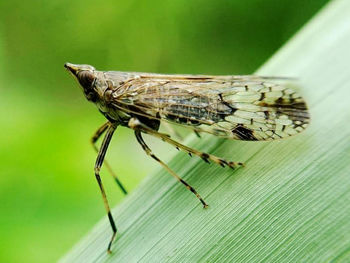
[134,130,208,208]
[129,118,243,169]
[94,123,118,253]
[91,122,128,195]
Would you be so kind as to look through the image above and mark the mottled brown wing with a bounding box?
[111,75,310,141]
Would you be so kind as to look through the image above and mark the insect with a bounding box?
[64,63,310,253]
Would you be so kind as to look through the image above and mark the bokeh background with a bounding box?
[0,0,329,262]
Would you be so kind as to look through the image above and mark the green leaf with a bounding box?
[60,1,350,262]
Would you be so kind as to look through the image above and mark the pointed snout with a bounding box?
[64,62,79,76]
[64,63,96,77]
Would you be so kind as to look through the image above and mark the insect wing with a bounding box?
[110,74,310,141]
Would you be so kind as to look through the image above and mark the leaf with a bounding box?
[60,1,350,262]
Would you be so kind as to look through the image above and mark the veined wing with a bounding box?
[111,74,310,141]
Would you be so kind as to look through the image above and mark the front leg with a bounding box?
[94,123,118,253]
[91,122,128,195]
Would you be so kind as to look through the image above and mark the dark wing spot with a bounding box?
[190,119,200,125]
[260,92,266,101]
[178,117,188,123]
[264,111,270,120]
[219,93,237,114]
[232,125,258,141]
[166,114,177,121]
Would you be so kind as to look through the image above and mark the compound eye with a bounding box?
[77,70,95,89]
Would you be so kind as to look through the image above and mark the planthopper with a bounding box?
[64,63,310,253]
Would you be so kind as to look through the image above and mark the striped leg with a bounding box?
[134,130,208,208]
[94,123,118,253]
[129,118,244,169]
[91,122,128,195]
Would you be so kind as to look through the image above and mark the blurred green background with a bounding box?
[0,0,329,262]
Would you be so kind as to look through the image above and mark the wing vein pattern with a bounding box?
[110,74,310,141]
